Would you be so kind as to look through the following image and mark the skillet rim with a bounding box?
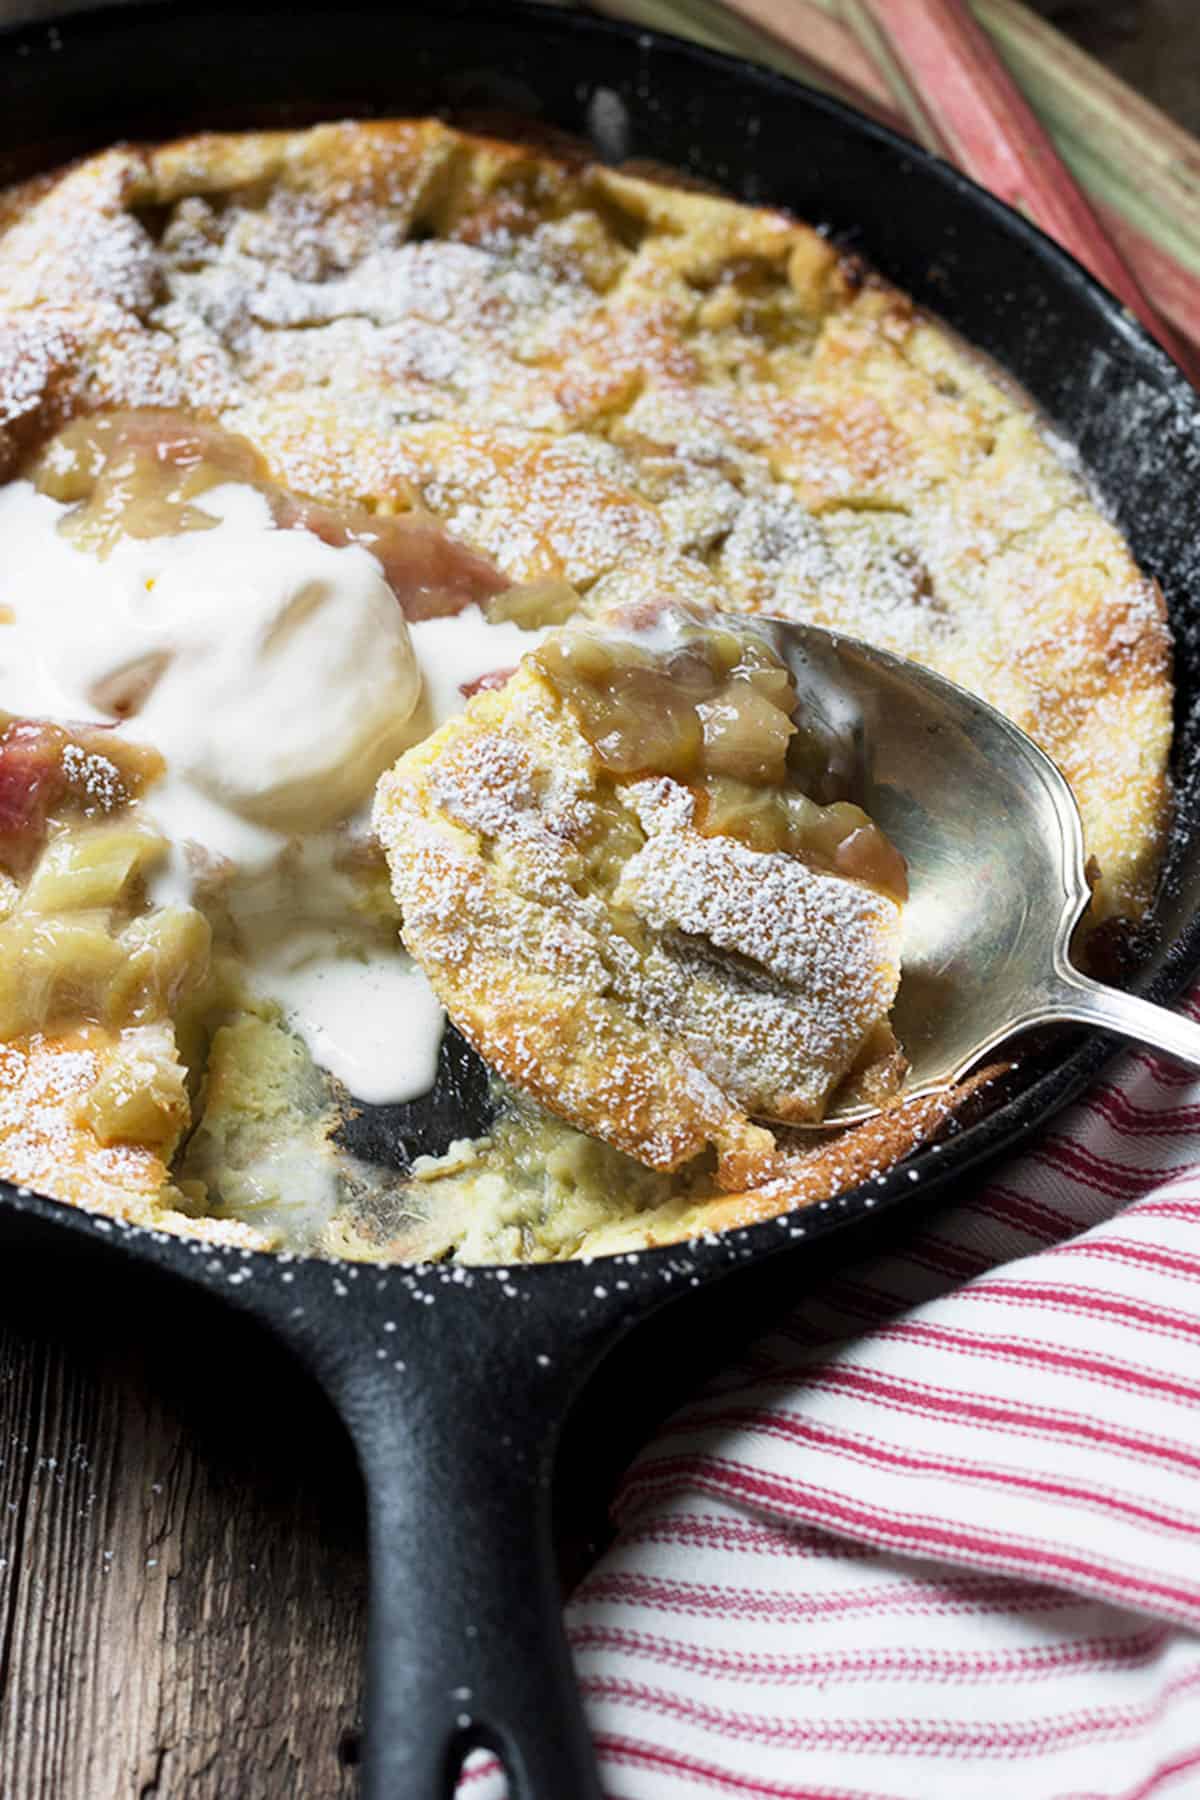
[0,0,1196,1301]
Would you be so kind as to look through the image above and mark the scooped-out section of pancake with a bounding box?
[375,620,906,1186]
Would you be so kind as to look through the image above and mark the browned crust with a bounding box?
[674,1067,1003,1243]
[0,1027,263,1246]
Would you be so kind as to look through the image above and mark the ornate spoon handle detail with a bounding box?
[1037,971,1200,1075]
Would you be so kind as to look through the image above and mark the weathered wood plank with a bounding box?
[0,1258,366,1798]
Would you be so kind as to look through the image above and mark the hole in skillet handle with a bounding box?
[333,1022,496,1171]
[455,1733,515,1798]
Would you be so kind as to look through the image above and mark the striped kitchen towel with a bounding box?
[559,1025,1200,1798]
[536,1023,1200,1798]
[461,1025,1200,1796]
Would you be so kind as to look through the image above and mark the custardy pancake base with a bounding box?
[0,119,1172,1261]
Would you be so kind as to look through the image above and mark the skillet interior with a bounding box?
[0,0,1198,1280]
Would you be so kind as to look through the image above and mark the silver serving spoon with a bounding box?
[761,619,1200,1125]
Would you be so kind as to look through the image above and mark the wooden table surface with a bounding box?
[0,1257,367,1797]
[0,4,1197,1796]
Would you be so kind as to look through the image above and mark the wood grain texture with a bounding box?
[0,1257,367,1798]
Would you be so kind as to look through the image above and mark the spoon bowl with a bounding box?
[761,620,1200,1124]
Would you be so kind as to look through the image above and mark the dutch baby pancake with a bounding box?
[0,119,1171,1261]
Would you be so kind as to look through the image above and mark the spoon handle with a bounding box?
[1043,970,1200,1074]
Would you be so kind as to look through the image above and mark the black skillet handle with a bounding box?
[265,1260,637,1800]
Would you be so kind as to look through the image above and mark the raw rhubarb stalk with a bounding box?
[835,0,947,154]
[977,0,1200,275]
[1100,208,1200,356]
[798,0,1200,278]
[842,0,1198,379]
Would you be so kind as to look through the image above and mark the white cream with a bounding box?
[36,482,423,831]
[0,480,541,1103]
[246,936,446,1105]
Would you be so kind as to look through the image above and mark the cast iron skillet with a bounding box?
[3,3,1200,1795]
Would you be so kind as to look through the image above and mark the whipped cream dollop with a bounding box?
[16,481,422,830]
[0,477,538,1102]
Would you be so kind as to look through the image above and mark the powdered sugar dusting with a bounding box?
[619,779,899,1003]
[380,660,902,1150]
[0,125,1166,819]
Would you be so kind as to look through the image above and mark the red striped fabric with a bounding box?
[461,1029,1200,1799]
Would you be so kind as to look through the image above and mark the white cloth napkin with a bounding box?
[470,1018,1200,1797]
